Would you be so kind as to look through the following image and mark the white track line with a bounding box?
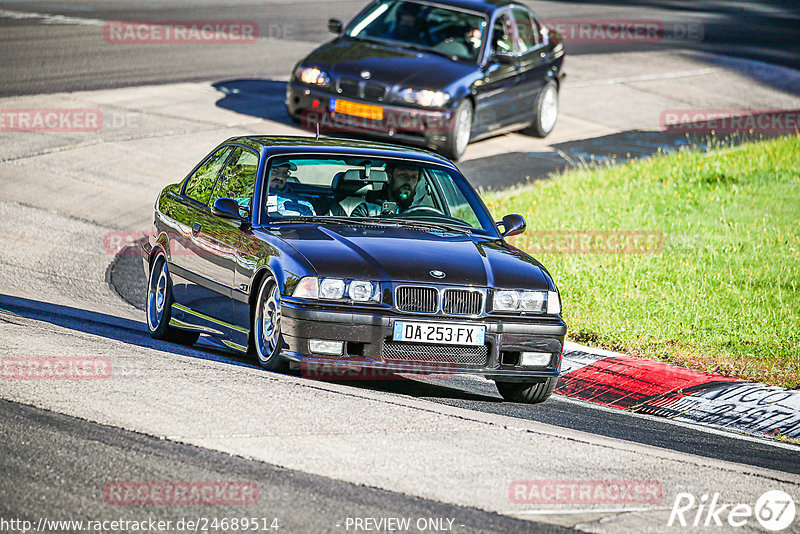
[0,8,105,26]
[569,68,719,87]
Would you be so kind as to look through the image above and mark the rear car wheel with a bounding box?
[494,378,557,404]
[252,276,289,372]
[146,253,200,346]
[524,81,559,138]
[440,99,473,161]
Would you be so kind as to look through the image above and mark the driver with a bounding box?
[267,162,315,216]
[351,163,420,217]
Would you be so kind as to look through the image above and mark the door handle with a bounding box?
[192,222,201,236]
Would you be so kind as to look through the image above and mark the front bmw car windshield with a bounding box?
[346,0,488,61]
[259,155,498,237]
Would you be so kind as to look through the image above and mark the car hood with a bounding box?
[301,38,477,89]
[271,224,552,290]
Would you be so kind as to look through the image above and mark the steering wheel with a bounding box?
[401,205,446,216]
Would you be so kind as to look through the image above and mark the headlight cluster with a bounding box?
[398,88,450,107]
[293,277,380,303]
[493,290,561,315]
[296,66,330,87]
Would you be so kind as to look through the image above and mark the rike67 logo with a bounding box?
[669,490,796,531]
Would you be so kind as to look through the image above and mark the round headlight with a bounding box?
[493,290,520,311]
[349,280,375,302]
[319,278,345,299]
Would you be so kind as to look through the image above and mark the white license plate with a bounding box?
[392,321,485,346]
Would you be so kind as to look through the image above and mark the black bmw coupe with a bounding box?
[143,136,566,403]
[286,0,565,160]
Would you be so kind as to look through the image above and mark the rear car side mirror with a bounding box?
[328,18,343,34]
[499,214,526,237]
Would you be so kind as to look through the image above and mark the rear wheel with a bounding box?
[252,276,289,372]
[524,81,559,138]
[146,253,200,346]
[440,99,472,161]
[495,378,557,404]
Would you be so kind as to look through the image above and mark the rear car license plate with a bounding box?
[330,98,384,120]
[392,321,485,346]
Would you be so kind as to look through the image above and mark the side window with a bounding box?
[210,147,259,216]
[491,13,514,54]
[513,9,539,52]
[430,170,481,228]
[184,146,232,205]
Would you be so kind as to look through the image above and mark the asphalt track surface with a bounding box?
[2,1,800,532]
[0,399,567,534]
[0,0,799,96]
[8,288,800,481]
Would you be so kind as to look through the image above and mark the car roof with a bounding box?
[224,135,459,168]
[405,0,516,16]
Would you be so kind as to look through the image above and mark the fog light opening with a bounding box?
[309,340,344,356]
[500,351,521,366]
[346,341,365,357]
[520,351,552,368]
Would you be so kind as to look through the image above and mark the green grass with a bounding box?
[483,135,800,388]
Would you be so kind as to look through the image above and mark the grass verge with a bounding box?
[483,135,800,388]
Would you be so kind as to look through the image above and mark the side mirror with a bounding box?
[493,51,516,64]
[328,18,343,34]
[212,198,245,220]
[498,214,526,238]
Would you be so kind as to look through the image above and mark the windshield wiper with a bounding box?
[387,218,472,234]
[266,216,391,228]
[266,216,471,234]
[389,40,454,59]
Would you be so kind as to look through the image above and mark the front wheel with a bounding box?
[251,276,289,372]
[146,253,200,346]
[524,81,559,138]
[495,378,557,404]
[440,99,473,161]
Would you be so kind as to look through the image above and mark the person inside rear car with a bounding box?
[267,162,316,216]
[351,163,420,217]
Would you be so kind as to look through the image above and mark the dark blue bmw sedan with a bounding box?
[143,136,566,403]
[286,0,564,159]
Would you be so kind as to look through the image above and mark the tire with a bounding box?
[495,377,557,404]
[440,99,473,161]
[524,81,559,138]
[146,253,200,346]
[251,276,289,372]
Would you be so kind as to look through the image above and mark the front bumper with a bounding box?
[279,299,566,382]
[286,83,456,150]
